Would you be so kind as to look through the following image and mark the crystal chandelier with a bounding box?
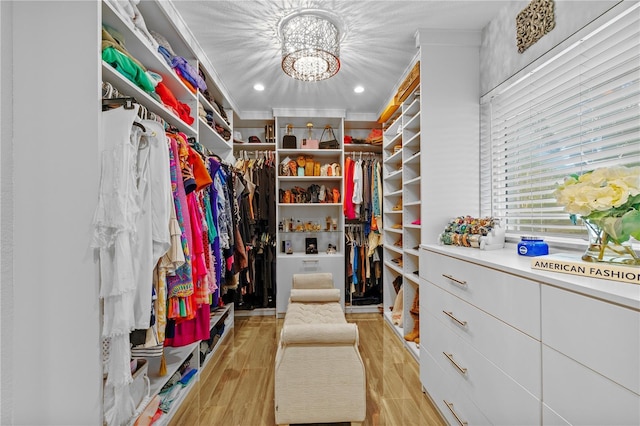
[279,11,340,82]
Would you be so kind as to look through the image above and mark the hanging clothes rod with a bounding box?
[102,96,138,111]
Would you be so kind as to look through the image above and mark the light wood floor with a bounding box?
[169,313,445,426]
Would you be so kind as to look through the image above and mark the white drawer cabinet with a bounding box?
[422,250,540,339]
[420,244,640,426]
[276,254,345,315]
[542,345,640,425]
[542,284,640,395]
[420,345,492,426]
[423,278,541,397]
[423,308,541,425]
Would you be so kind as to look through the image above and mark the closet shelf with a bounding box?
[152,379,198,426]
[145,341,199,397]
[403,112,421,133]
[103,62,196,136]
[404,272,420,285]
[344,144,382,153]
[233,142,276,151]
[386,149,402,163]
[197,93,231,133]
[383,132,402,151]
[384,261,403,274]
[403,131,421,147]
[404,200,422,207]
[387,245,403,256]
[383,311,405,340]
[404,176,421,186]
[278,176,342,182]
[278,203,342,207]
[386,169,403,180]
[405,152,421,165]
[198,117,232,151]
[280,229,343,234]
[277,253,345,259]
[278,149,343,157]
[103,1,196,104]
[385,189,403,197]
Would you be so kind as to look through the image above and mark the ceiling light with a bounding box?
[279,11,340,82]
[354,86,364,93]
[253,83,265,91]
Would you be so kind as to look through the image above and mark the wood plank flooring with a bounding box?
[169,313,445,426]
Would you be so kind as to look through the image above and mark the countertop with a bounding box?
[421,243,640,310]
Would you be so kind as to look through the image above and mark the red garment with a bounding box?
[155,82,195,125]
[343,157,356,219]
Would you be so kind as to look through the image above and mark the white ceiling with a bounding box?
[172,0,507,122]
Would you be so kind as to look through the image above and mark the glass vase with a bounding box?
[582,219,640,265]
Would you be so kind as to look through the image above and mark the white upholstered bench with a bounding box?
[274,273,366,425]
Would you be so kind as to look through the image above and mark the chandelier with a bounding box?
[279,11,341,81]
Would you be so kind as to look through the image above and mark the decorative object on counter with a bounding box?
[517,236,549,256]
[326,244,337,254]
[554,165,640,265]
[531,253,640,285]
[438,216,505,250]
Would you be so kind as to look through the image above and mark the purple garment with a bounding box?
[171,56,207,91]
[208,157,222,300]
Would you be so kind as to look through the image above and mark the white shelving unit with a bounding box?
[381,70,422,359]
[100,1,236,423]
[274,114,346,316]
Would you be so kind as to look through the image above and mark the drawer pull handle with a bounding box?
[443,310,467,327]
[444,400,468,426]
[442,274,467,286]
[302,259,319,264]
[443,352,467,374]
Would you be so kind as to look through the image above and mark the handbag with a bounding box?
[304,157,315,176]
[319,125,340,149]
[283,124,297,149]
[301,122,319,149]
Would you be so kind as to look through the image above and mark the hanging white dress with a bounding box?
[93,105,141,426]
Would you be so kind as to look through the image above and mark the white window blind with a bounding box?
[480,4,640,242]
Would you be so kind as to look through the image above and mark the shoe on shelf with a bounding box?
[392,198,403,211]
[412,245,419,250]
[391,256,403,267]
[391,223,403,229]
[393,237,403,247]
[411,219,421,225]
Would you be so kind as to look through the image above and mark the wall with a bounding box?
[8,2,102,424]
[480,0,622,95]
[0,1,12,423]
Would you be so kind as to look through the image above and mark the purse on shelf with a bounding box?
[319,125,340,149]
[305,157,315,176]
[301,122,319,149]
[283,124,297,149]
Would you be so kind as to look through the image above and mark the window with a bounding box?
[480,3,640,244]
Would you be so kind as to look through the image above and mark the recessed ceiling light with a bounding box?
[254,83,265,91]
[354,85,364,93]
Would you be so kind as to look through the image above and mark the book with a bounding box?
[530,253,640,285]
